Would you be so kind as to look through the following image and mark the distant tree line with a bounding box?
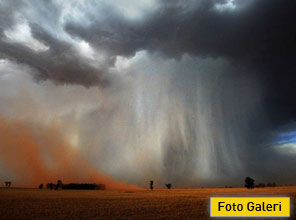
[255,182,277,188]
[41,180,106,190]
[244,177,279,189]
[62,183,106,190]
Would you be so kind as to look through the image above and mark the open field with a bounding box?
[0,187,296,220]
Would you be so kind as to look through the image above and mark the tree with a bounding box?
[55,180,62,190]
[150,180,154,191]
[244,177,255,189]
[39,184,43,189]
[47,183,53,190]
[165,184,172,190]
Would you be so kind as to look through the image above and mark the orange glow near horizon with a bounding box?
[0,117,141,190]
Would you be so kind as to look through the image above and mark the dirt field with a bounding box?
[0,187,295,220]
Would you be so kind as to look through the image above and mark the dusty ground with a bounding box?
[0,187,295,220]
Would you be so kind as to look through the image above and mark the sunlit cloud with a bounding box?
[4,22,49,51]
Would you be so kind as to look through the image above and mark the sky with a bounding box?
[0,0,296,188]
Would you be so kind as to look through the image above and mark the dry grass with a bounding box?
[0,186,296,219]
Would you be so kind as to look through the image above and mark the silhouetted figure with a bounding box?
[39,184,43,189]
[55,180,62,190]
[165,183,172,190]
[150,180,154,191]
[244,177,255,189]
[4,181,11,187]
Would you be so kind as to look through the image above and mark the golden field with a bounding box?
[0,187,295,219]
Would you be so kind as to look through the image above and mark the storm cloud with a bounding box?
[0,0,109,86]
[0,0,296,187]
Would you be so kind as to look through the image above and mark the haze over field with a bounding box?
[0,0,296,188]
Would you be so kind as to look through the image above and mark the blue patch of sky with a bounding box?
[274,131,296,145]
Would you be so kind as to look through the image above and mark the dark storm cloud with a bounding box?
[0,0,109,87]
[65,0,296,125]
[65,0,296,184]
[0,0,23,29]
[1,0,296,186]
[66,0,295,69]
[0,24,109,86]
[1,0,295,97]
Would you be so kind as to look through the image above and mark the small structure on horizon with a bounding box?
[4,181,11,187]
[150,180,154,191]
[39,184,43,189]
